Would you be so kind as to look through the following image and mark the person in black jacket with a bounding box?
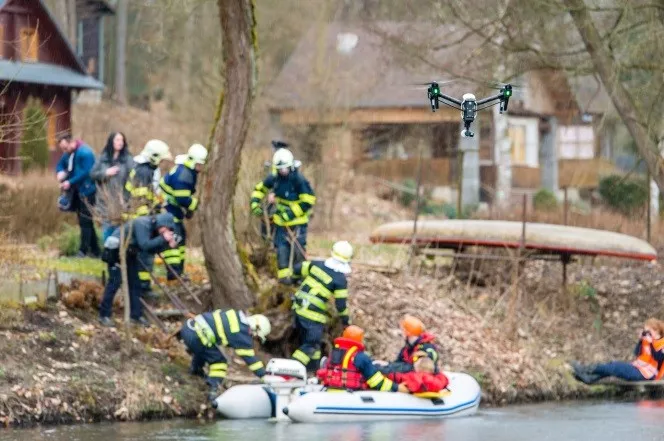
[98,212,179,327]
[90,132,134,241]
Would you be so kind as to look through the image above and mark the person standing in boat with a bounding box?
[316,325,409,393]
[571,318,664,384]
[290,241,354,373]
[176,309,272,401]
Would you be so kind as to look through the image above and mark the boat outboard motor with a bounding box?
[263,358,308,422]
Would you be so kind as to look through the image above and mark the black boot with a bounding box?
[571,361,601,384]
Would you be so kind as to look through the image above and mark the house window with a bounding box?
[509,125,527,164]
[20,28,39,62]
[46,110,57,150]
[558,125,594,159]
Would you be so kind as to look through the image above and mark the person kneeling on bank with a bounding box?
[571,318,664,384]
[177,309,271,402]
[385,351,449,394]
[98,212,179,327]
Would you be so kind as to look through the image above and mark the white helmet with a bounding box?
[272,148,294,170]
[247,314,271,343]
[187,143,208,165]
[332,241,353,263]
[141,139,172,166]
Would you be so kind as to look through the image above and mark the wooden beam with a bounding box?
[277,107,459,125]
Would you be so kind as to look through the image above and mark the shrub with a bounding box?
[398,179,417,207]
[598,174,648,215]
[533,188,558,212]
[20,97,50,173]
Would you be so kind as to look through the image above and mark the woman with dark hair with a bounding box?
[90,132,134,241]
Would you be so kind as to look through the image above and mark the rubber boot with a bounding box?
[571,361,601,384]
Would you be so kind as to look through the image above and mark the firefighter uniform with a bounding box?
[250,170,315,283]
[178,309,266,399]
[316,337,397,392]
[124,161,161,293]
[159,159,199,280]
[290,260,350,371]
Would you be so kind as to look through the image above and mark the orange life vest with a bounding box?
[316,338,366,390]
[632,337,664,379]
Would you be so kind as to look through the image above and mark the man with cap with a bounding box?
[177,309,272,401]
[98,212,179,327]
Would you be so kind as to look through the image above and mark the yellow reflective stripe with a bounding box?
[225,310,240,333]
[295,308,327,323]
[366,371,385,388]
[296,291,328,310]
[131,187,150,197]
[334,289,348,299]
[299,193,316,204]
[255,182,266,192]
[302,261,311,277]
[309,265,333,285]
[251,191,265,200]
[162,249,179,257]
[342,346,358,369]
[125,181,134,191]
[161,181,192,198]
[235,348,256,357]
[425,348,438,362]
[272,215,309,226]
[379,378,394,391]
[209,363,228,378]
[292,349,310,365]
[302,277,333,298]
[337,308,349,317]
[291,202,304,217]
[248,361,264,371]
[212,310,229,346]
[312,350,321,360]
[278,268,292,279]
[138,271,151,281]
[188,197,198,211]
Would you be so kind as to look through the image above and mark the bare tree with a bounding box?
[115,0,129,105]
[200,0,259,309]
[562,0,664,188]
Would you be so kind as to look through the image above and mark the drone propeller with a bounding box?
[483,80,523,90]
[409,79,458,87]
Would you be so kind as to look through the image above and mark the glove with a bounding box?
[279,208,294,222]
[185,210,194,219]
[251,204,263,216]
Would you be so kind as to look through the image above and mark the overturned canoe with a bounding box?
[369,220,657,261]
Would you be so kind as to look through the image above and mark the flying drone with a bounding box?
[419,80,514,138]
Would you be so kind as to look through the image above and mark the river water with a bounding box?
[3,400,664,441]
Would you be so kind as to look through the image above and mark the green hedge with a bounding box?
[598,174,648,214]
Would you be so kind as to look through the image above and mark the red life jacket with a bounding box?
[399,333,437,364]
[316,338,366,390]
[387,371,449,393]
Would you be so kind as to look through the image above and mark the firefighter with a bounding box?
[98,212,179,327]
[290,241,353,372]
[177,309,271,401]
[250,148,315,284]
[159,143,208,280]
[316,325,408,393]
[124,139,172,298]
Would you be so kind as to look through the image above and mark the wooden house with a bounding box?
[268,22,619,207]
[75,0,114,83]
[0,0,104,173]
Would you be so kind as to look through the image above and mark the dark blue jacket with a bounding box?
[112,213,175,255]
[291,260,349,325]
[56,142,97,197]
[250,170,315,227]
[160,161,199,221]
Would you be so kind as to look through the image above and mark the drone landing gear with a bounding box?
[462,121,474,138]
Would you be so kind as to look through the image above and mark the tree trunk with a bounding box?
[66,0,77,47]
[200,0,258,309]
[115,0,128,105]
[563,0,664,190]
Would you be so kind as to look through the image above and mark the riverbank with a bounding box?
[2,248,664,428]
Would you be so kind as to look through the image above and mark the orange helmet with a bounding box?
[400,315,424,337]
[343,325,365,343]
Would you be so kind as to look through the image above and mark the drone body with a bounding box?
[426,82,513,138]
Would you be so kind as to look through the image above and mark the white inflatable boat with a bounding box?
[214,358,481,423]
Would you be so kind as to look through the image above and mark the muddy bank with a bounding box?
[2,253,664,428]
